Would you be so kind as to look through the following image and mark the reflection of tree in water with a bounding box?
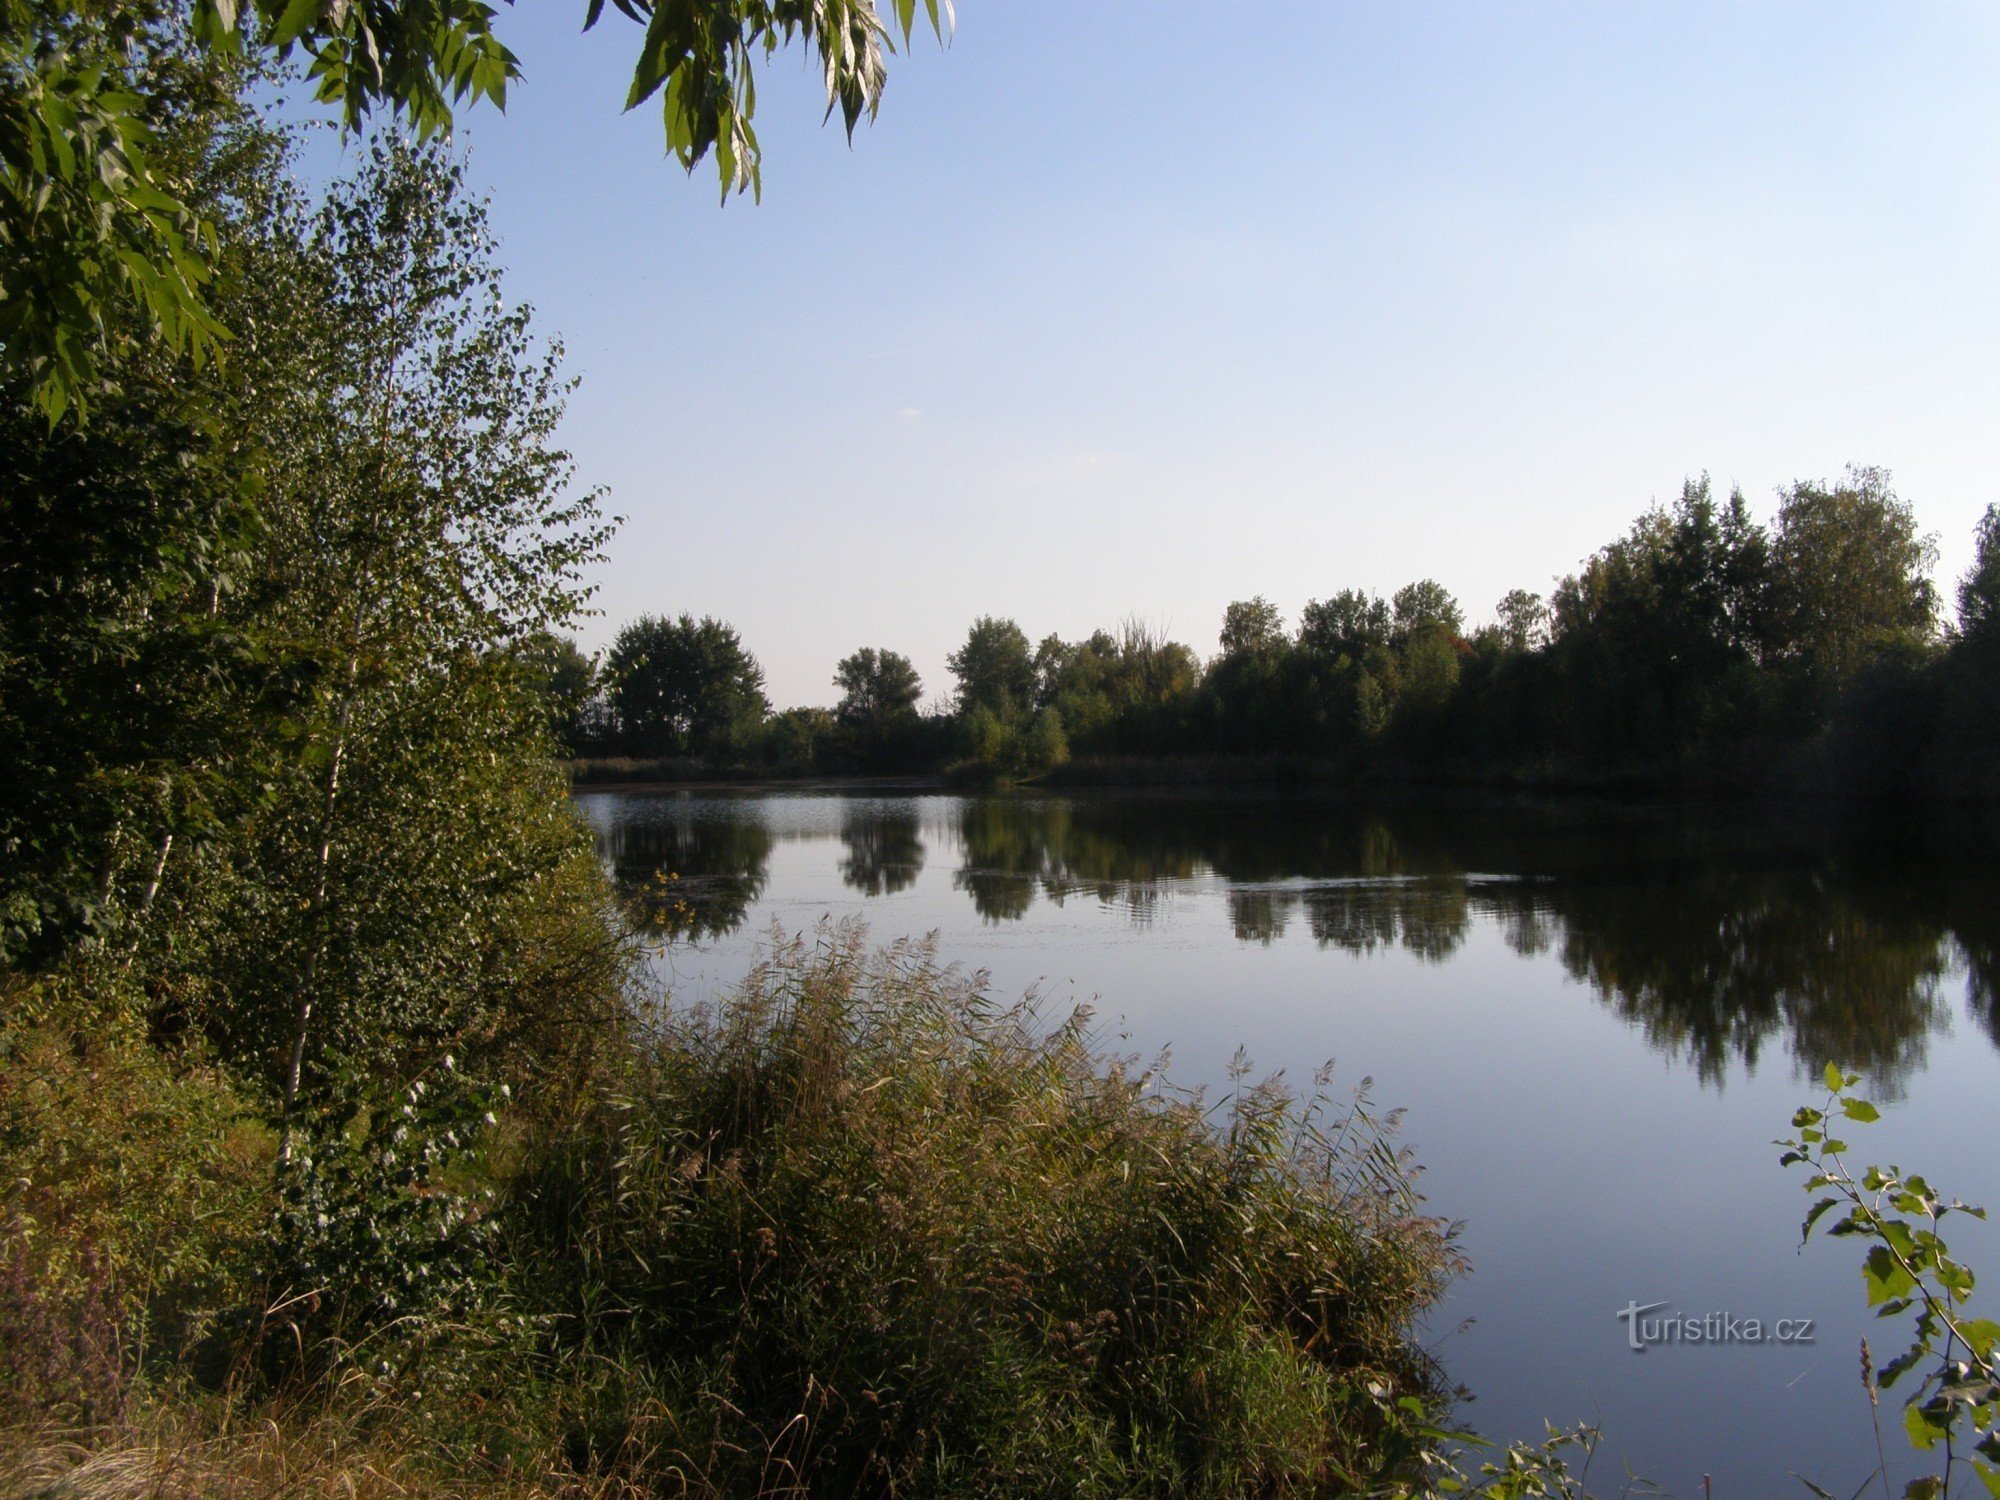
[1538,877,1950,1095]
[1297,879,1471,962]
[839,805,925,896]
[595,802,772,941]
[953,798,1048,923]
[1205,817,1469,960]
[1302,886,1397,955]
[1229,888,1289,945]
[943,794,1996,1092]
[955,798,1197,925]
[1948,890,2000,1052]
[1496,896,1557,958]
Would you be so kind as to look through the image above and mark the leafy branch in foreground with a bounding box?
[2,0,951,422]
[1782,1064,1999,1500]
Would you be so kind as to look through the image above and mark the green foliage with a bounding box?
[1959,505,2000,652]
[1384,1421,1655,1499]
[958,697,1008,759]
[511,631,602,752]
[0,2,231,422]
[0,973,268,1418]
[1030,619,1200,758]
[268,1055,503,1345]
[2,0,950,421]
[1782,1067,1999,1499]
[511,925,1459,1495]
[0,366,276,962]
[0,44,298,964]
[833,643,922,727]
[757,702,834,774]
[1543,476,1777,763]
[560,469,1990,797]
[1208,599,1295,752]
[948,613,1035,719]
[1300,590,1392,659]
[1219,596,1286,658]
[600,0,952,201]
[606,612,769,758]
[1024,703,1068,769]
[1390,581,1463,648]
[1494,589,1548,654]
[1771,466,1938,695]
[4,96,632,1414]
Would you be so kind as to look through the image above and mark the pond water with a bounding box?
[574,787,2000,1497]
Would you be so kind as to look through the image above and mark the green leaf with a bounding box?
[1880,1348,1924,1388]
[1959,1319,2000,1361]
[1864,1245,1918,1307]
[1825,1061,1844,1092]
[1801,1196,1841,1245]
[1841,1098,1881,1123]
[1905,1400,1949,1452]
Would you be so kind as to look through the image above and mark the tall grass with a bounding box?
[508,923,1460,1496]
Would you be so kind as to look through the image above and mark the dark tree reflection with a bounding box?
[839,803,924,896]
[595,798,772,941]
[1949,892,2000,1052]
[1228,888,1290,945]
[1541,877,1950,1094]
[590,791,2000,1092]
[935,795,1999,1092]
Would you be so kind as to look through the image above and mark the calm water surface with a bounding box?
[575,788,2000,1497]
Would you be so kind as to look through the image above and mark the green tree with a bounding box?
[1494,588,1548,653]
[1209,597,1292,751]
[1395,627,1461,720]
[1217,595,1285,658]
[1545,476,1779,759]
[2,0,951,420]
[0,122,628,1354]
[947,614,1033,719]
[1030,623,1198,755]
[1298,590,1390,660]
[0,31,292,961]
[1389,579,1463,646]
[1959,503,2000,651]
[195,136,612,1127]
[607,612,769,757]
[761,704,835,775]
[1110,616,1198,714]
[1770,465,1937,691]
[1023,705,1068,769]
[833,645,921,728]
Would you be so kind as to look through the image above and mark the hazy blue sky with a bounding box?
[306,3,2000,708]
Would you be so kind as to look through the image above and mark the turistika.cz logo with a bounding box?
[1616,1300,1816,1351]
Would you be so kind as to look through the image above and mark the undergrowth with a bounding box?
[1,924,1461,1497]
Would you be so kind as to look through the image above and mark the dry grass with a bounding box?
[0,1414,650,1500]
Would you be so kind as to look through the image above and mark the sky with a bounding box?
[297,2,2000,709]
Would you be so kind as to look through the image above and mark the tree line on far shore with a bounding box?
[549,467,2000,797]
